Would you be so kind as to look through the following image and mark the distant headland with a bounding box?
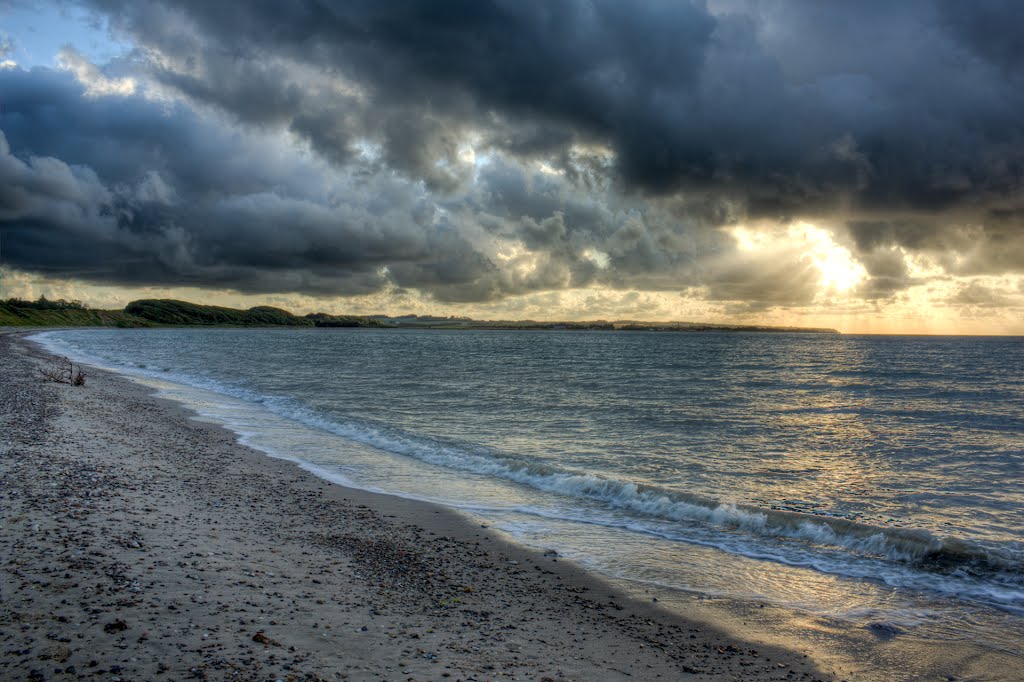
[0,297,839,334]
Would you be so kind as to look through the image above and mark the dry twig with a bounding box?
[39,355,87,386]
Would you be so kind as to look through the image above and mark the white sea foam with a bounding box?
[29,329,1024,616]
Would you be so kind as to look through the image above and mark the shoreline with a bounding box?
[4,329,1020,680]
[1,331,829,681]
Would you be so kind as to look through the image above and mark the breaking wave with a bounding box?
[30,329,1024,615]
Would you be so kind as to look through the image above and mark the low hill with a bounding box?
[123,299,305,326]
[2,297,838,333]
[123,299,385,327]
[0,299,148,327]
[370,314,838,334]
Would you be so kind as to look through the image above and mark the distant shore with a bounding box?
[0,331,833,681]
[1,297,840,333]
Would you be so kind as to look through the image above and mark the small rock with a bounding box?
[252,631,279,646]
[103,619,128,634]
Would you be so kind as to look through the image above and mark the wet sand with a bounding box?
[3,330,1021,681]
[0,331,837,681]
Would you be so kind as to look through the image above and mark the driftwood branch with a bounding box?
[39,355,87,386]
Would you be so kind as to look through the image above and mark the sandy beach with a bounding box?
[0,331,840,681]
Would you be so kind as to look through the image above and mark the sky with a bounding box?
[1,1,1023,334]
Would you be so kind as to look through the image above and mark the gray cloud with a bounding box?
[87,1,1024,208]
[2,0,1024,311]
[948,280,1021,308]
[2,65,713,303]
[0,68,485,296]
[95,2,1023,264]
[853,248,918,300]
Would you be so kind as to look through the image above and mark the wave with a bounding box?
[189,386,1024,582]
[333,426,1023,580]
[496,505,1024,615]
[29,330,1024,612]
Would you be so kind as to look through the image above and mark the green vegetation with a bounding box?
[0,298,148,327]
[3,296,88,311]
[1,296,838,333]
[0,297,385,328]
[303,312,378,328]
[123,299,386,327]
[124,299,302,326]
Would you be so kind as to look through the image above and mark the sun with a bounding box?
[728,222,868,294]
[789,223,867,293]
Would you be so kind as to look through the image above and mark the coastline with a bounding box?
[4,329,1021,680]
[1,331,828,681]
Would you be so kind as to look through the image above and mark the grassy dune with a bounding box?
[0,302,148,327]
[1,298,384,328]
[2,297,837,332]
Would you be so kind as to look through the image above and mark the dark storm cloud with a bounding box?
[936,0,1024,71]
[82,1,1024,270]
[468,159,730,293]
[0,67,501,297]
[0,65,645,302]
[87,1,1022,202]
[4,0,1024,307]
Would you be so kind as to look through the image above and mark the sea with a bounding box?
[33,328,1024,663]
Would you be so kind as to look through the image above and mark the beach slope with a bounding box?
[0,333,826,681]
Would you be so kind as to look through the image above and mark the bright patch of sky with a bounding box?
[1,1,131,68]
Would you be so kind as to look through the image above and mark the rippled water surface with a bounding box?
[36,328,1024,654]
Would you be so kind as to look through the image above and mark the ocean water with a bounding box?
[34,328,1024,656]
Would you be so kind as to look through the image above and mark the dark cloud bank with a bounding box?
[1,0,1023,308]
